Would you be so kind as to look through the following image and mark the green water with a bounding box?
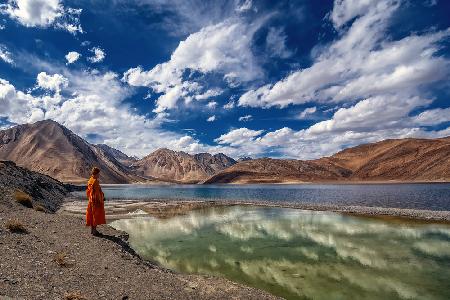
[111,207,450,299]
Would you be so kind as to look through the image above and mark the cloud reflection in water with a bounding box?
[112,206,450,300]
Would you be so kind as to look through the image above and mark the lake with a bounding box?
[73,183,450,210]
[111,206,450,300]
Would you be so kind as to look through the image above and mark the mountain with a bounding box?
[95,144,138,166]
[204,137,450,184]
[203,157,352,184]
[320,137,450,181]
[0,120,139,183]
[131,148,236,183]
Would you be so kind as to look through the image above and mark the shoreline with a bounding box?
[68,180,450,186]
[61,197,450,223]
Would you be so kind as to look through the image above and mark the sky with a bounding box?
[0,0,449,159]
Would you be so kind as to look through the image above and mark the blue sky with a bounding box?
[0,0,449,159]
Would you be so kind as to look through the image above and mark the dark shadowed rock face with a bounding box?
[0,120,137,184]
[132,149,236,183]
[0,160,69,211]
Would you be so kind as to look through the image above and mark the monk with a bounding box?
[86,167,106,236]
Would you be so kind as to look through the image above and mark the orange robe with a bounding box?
[86,176,106,226]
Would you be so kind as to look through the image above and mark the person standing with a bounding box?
[86,167,106,235]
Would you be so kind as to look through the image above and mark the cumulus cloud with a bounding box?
[298,107,316,119]
[222,0,450,158]
[223,99,236,109]
[65,51,80,64]
[412,108,450,126]
[215,128,264,146]
[87,47,105,63]
[239,1,450,109]
[0,45,13,64]
[206,101,218,109]
[239,115,252,122]
[207,115,216,122]
[1,0,83,33]
[0,59,241,157]
[0,78,43,124]
[36,72,68,93]
[123,18,264,113]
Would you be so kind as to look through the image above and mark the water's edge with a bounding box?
[62,196,450,222]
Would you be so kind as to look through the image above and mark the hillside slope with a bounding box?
[0,120,137,183]
[204,137,450,183]
[0,160,69,211]
[322,137,450,181]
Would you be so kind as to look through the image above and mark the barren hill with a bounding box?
[204,137,450,184]
[131,148,236,183]
[203,158,352,184]
[321,137,450,181]
[0,120,138,184]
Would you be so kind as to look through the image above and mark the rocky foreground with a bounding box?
[0,162,277,300]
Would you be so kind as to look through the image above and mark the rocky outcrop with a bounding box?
[0,160,69,211]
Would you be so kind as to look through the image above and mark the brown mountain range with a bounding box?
[0,120,236,183]
[1,120,449,184]
[131,149,236,183]
[204,137,450,183]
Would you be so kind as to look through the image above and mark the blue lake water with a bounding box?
[111,206,450,300]
[73,183,450,211]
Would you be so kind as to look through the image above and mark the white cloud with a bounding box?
[123,18,264,113]
[239,1,450,109]
[0,78,44,124]
[223,100,236,110]
[226,0,450,158]
[87,47,105,63]
[36,72,68,93]
[0,45,13,64]
[207,101,217,109]
[266,27,293,58]
[65,51,80,64]
[1,0,83,33]
[239,115,252,122]
[413,108,450,126]
[207,115,216,122]
[215,128,264,146]
[298,107,317,119]
[236,0,253,12]
[0,64,241,157]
